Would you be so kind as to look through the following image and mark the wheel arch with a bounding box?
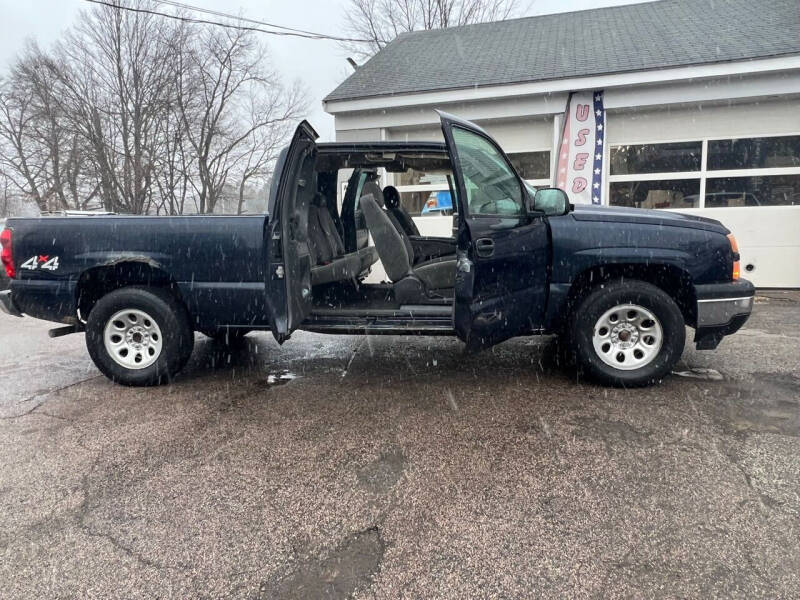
[75,260,187,322]
[554,262,697,329]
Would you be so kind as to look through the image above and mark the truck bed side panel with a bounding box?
[7,216,267,327]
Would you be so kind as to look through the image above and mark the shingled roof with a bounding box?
[325,0,800,103]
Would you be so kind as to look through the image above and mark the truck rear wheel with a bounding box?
[568,280,685,387]
[85,287,194,386]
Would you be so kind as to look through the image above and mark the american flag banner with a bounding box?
[555,90,605,205]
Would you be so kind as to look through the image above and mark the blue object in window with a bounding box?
[421,191,453,215]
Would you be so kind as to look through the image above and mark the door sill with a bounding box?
[310,305,452,319]
[301,311,454,336]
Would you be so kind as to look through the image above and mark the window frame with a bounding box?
[606,131,800,210]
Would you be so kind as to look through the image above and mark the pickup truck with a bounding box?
[0,112,754,387]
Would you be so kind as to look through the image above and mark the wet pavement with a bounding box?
[0,292,799,598]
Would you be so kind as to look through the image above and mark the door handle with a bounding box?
[475,238,495,258]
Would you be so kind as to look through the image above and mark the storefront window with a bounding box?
[708,136,800,170]
[610,179,701,210]
[609,133,800,210]
[610,141,702,175]
[507,151,550,181]
[705,175,800,207]
[393,163,453,216]
[396,168,450,188]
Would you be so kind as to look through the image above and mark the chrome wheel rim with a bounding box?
[103,309,163,370]
[592,303,663,371]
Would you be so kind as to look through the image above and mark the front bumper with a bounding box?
[0,289,23,317]
[693,279,755,349]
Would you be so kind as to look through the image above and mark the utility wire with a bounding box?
[156,0,338,39]
[82,0,372,43]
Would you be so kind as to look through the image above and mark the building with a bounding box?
[323,0,800,288]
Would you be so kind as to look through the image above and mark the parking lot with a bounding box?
[1,292,798,598]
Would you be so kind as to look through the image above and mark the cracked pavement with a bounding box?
[0,292,798,598]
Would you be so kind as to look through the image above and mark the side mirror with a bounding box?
[531,188,571,217]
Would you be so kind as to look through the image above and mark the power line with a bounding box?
[157,0,338,39]
[82,0,372,43]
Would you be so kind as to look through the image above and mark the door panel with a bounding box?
[265,121,319,343]
[439,111,550,349]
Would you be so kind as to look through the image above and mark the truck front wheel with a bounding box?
[568,280,685,387]
[85,287,194,386]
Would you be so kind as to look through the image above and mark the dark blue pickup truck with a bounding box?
[0,113,754,387]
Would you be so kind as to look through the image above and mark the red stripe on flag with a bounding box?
[556,100,571,190]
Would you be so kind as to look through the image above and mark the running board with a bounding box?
[49,324,84,338]
[398,305,453,316]
[301,314,454,336]
[301,323,455,336]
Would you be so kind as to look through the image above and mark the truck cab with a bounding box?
[266,112,569,351]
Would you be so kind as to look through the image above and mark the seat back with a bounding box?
[308,204,333,265]
[316,197,345,256]
[383,186,420,237]
[361,181,384,206]
[309,194,348,265]
[360,194,414,282]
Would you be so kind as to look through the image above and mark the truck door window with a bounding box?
[451,127,524,217]
[351,171,369,208]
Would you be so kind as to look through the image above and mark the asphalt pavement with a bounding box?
[0,292,798,598]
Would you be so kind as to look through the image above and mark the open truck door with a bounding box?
[438,111,551,350]
[265,121,319,343]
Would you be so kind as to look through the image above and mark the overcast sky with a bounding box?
[0,0,650,140]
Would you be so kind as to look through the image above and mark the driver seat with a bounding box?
[360,194,455,303]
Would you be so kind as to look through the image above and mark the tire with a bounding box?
[85,286,194,386]
[568,280,685,387]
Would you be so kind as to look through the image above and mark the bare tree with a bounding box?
[341,0,520,60]
[178,25,306,214]
[232,82,305,215]
[0,44,94,213]
[0,75,47,210]
[0,169,12,217]
[0,1,306,216]
[53,1,178,214]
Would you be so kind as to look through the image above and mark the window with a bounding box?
[394,167,454,216]
[507,151,550,181]
[452,127,524,217]
[611,142,702,175]
[610,180,701,210]
[708,136,800,170]
[609,133,800,210]
[609,141,702,209]
[352,171,369,206]
[705,175,800,208]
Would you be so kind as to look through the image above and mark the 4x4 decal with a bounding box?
[20,255,60,271]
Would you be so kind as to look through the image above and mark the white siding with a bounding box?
[335,128,384,142]
[386,117,553,151]
[607,98,800,144]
